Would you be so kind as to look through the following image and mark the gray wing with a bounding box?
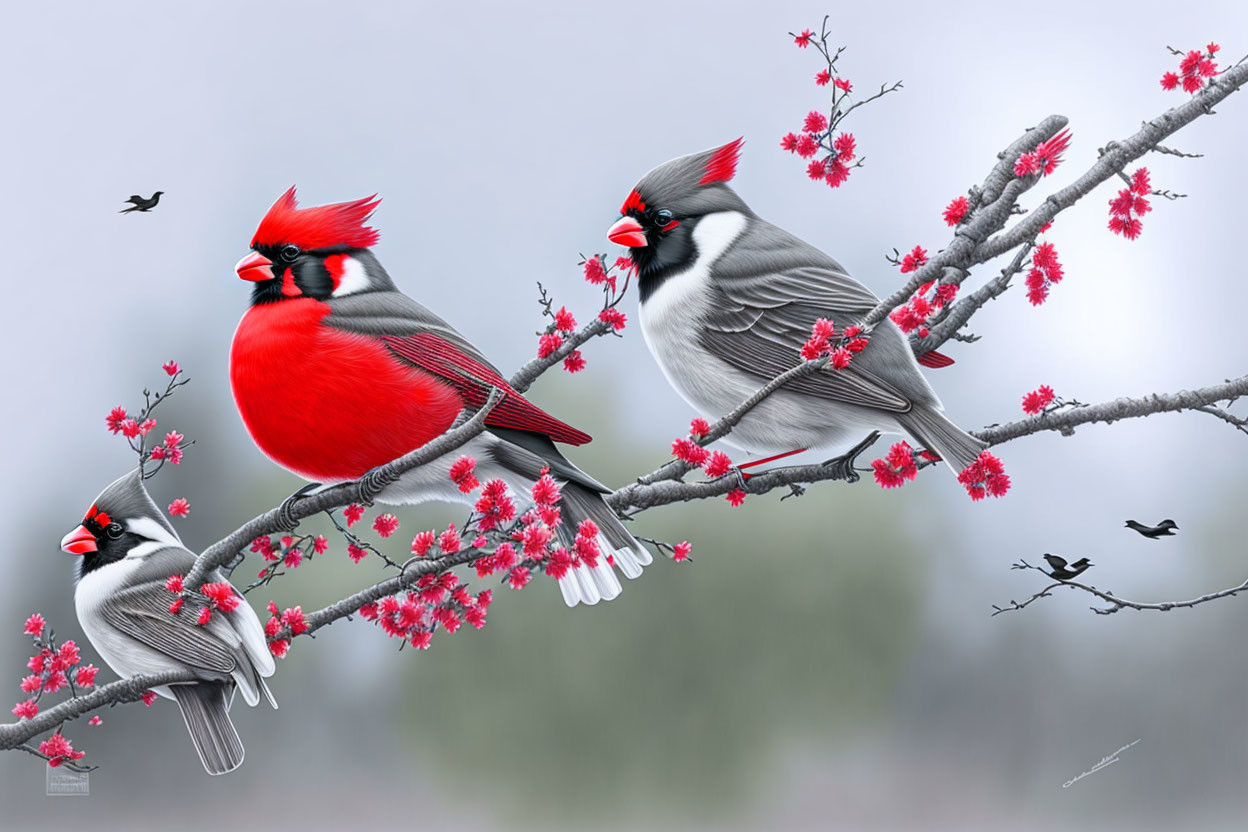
[99,580,246,677]
[702,263,912,413]
[325,290,505,376]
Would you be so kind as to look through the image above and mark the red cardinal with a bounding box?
[229,188,650,606]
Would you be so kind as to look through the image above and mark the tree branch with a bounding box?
[993,560,1248,617]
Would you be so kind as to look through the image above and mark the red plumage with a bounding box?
[699,137,745,185]
[230,299,590,483]
[916,350,955,369]
[381,334,591,444]
[620,189,647,215]
[231,300,464,482]
[251,187,381,251]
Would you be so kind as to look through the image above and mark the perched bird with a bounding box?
[1043,554,1093,581]
[1125,519,1179,539]
[61,470,276,775]
[229,188,650,607]
[120,191,164,214]
[607,139,985,476]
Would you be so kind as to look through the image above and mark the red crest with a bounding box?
[620,189,647,215]
[252,186,382,251]
[699,137,745,185]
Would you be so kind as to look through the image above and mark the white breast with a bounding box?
[639,211,754,417]
[75,559,180,699]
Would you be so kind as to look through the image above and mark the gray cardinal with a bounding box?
[607,139,986,477]
[60,470,276,774]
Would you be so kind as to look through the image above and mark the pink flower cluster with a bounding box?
[1025,241,1064,306]
[263,602,308,658]
[553,255,635,374]
[12,615,101,746]
[148,430,185,465]
[890,275,958,337]
[799,318,867,366]
[105,407,157,439]
[871,442,918,489]
[957,451,1011,501]
[163,579,241,626]
[1108,168,1152,241]
[1014,129,1072,178]
[1161,44,1219,93]
[781,122,857,188]
[670,420,751,506]
[359,573,493,650]
[783,26,862,188]
[1021,385,1056,416]
[38,733,85,768]
[167,498,190,517]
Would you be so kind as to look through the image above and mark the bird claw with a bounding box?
[820,431,881,483]
[358,467,398,505]
[277,482,321,531]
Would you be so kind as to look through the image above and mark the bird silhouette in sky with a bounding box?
[120,191,164,213]
[1125,519,1179,539]
[1044,554,1093,581]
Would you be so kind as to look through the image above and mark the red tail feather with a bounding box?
[917,350,955,368]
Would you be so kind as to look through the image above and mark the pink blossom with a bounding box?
[167,498,190,517]
[106,407,128,434]
[411,530,436,556]
[1021,385,1056,415]
[373,513,399,538]
[537,332,563,359]
[553,306,577,333]
[599,308,627,331]
[12,699,38,719]
[23,613,45,638]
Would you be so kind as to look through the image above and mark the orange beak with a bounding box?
[236,251,274,282]
[60,525,97,555]
[607,216,648,248]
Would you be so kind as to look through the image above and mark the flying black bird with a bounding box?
[120,191,164,213]
[1043,554,1093,581]
[1125,519,1179,539]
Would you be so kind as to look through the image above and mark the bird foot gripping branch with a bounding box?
[819,431,881,484]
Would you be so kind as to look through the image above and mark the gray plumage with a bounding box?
[69,470,275,775]
[621,142,987,474]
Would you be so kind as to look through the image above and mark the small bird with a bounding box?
[229,188,650,607]
[1043,554,1093,581]
[61,469,276,774]
[1125,519,1179,539]
[119,191,164,214]
[607,139,986,477]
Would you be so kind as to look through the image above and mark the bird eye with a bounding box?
[106,523,124,540]
[653,209,674,227]
[280,244,301,262]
